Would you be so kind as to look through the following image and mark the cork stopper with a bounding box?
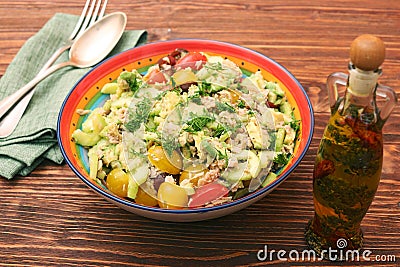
[350,34,385,71]
[348,35,384,96]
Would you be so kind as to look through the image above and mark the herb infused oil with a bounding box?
[305,35,397,258]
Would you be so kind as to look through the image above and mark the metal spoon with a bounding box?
[0,11,127,125]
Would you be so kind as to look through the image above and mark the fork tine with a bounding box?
[89,0,102,26]
[76,0,108,39]
[68,0,91,41]
[74,0,97,39]
[98,0,108,19]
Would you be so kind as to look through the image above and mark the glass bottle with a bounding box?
[305,34,397,259]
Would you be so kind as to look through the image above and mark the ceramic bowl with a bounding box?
[57,39,314,222]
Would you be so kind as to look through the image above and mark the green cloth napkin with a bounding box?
[0,13,147,179]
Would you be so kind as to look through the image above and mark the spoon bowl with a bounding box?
[0,12,127,120]
[70,12,127,67]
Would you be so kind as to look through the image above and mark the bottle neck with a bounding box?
[348,64,381,97]
[341,65,380,124]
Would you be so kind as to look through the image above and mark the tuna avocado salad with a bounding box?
[72,48,300,209]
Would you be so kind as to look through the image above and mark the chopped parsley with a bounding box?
[217,148,229,166]
[216,101,235,113]
[161,134,179,157]
[274,153,290,165]
[125,97,152,132]
[213,123,227,137]
[289,119,301,134]
[184,114,215,133]
[120,71,141,93]
[154,90,168,101]
[197,82,213,96]
[237,100,246,108]
[170,86,182,94]
[145,116,157,132]
[205,62,224,72]
[188,95,202,105]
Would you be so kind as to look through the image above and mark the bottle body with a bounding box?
[305,98,383,254]
[305,35,397,260]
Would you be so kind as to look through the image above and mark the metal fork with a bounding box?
[0,0,108,138]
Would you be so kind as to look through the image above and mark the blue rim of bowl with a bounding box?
[57,38,314,215]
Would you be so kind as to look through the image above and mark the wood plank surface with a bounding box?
[0,0,399,266]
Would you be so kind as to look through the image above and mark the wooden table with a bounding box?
[0,0,399,266]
